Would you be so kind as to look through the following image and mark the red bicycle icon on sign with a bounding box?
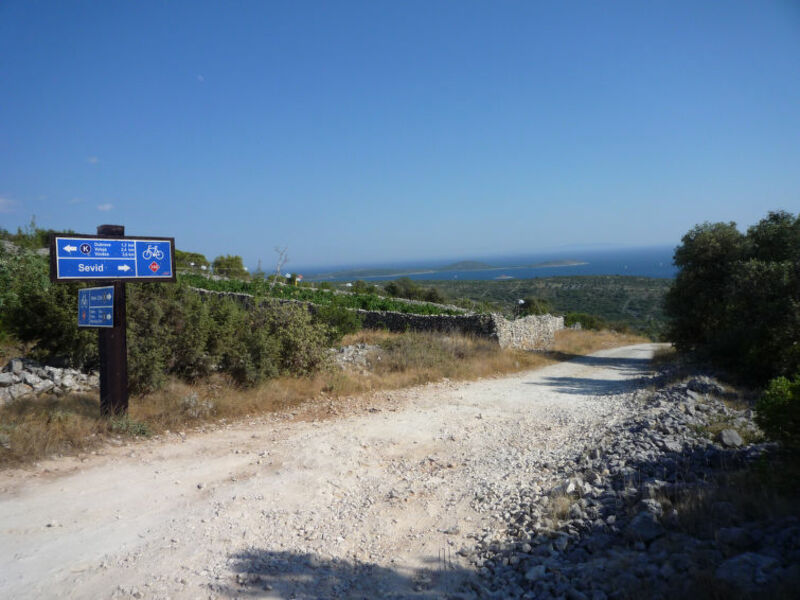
[142,244,165,260]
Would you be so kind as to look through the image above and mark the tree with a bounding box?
[212,254,249,279]
[665,211,800,383]
[351,280,374,294]
[175,249,210,271]
[269,246,289,291]
[384,278,445,303]
[747,209,800,263]
[518,296,552,317]
[665,221,746,356]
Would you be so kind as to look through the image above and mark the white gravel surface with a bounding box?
[0,343,660,599]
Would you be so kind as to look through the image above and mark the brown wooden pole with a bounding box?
[97,224,129,416]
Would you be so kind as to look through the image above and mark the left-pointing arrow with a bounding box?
[64,245,77,253]
[118,265,131,272]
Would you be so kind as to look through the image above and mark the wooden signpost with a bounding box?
[50,225,175,416]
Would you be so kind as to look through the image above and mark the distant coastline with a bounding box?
[310,259,588,280]
[304,246,676,282]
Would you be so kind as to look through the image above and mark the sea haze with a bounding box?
[303,246,677,281]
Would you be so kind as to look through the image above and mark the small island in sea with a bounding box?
[438,260,495,271]
[526,259,588,269]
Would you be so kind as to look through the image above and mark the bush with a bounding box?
[180,273,463,315]
[565,312,607,331]
[212,254,249,279]
[312,304,363,344]
[756,374,800,452]
[519,297,552,317]
[0,246,97,367]
[1,245,333,393]
[665,211,800,383]
[384,277,446,304]
[126,283,220,392]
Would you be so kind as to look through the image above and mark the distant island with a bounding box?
[309,258,588,280]
[527,259,587,268]
[438,260,495,271]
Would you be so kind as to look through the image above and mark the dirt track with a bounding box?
[0,343,659,599]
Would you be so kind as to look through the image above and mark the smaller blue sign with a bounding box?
[78,286,115,328]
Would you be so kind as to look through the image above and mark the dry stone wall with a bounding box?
[192,288,564,351]
[0,358,99,406]
[494,313,565,351]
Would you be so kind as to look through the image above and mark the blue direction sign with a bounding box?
[78,286,115,328]
[52,235,174,281]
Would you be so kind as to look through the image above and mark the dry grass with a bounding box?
[548,492,574,521]
[651,458,800,600]
[0,328,649,467]
[649,344,678,368]
[552,329,649,355]
[0,394,109,464]
[0,334,27,369]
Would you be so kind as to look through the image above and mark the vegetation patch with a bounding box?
[0,329,646,468]
[428,275,670,338]
[666,210,800,384]
[181,273,464,316]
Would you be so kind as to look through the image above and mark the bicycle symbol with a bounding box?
[142,244,164,260]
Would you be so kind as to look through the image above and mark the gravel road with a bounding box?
[0,343,660,599]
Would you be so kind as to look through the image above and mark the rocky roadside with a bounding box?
[461,375,798,600]
[0,357,99,406]
[330,343,380,375]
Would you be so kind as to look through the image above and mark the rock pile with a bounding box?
[331,343,379,374]
[0,358,99,405]
[464,376,798,599]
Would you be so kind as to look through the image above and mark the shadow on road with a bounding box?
[219,548,478,599]
[529,352,654,396]
[545,352,652,373]
[527,376,645,396]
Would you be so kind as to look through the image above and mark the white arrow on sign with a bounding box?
[118,265,131,272]
[63,245,78,253]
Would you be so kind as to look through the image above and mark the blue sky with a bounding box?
[1,1,799,270]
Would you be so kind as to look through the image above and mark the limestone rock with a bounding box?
[715,552,778,589]
[718,429,743,448]
[624,511,665,542]
[8,383,33,400]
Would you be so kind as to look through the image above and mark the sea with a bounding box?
[304,245,677,282]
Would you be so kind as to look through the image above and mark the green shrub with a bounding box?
[565,312,607,331]
[384,277,446,304]
[126,283,218,393]
[179,273,462,315]
[110,415,152,437]
[756,374,800,452]
[519,296,552,316]
[264,303,331,375]
[312,304,363,344]
[1,244,333,393]
[0,247,97,367]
